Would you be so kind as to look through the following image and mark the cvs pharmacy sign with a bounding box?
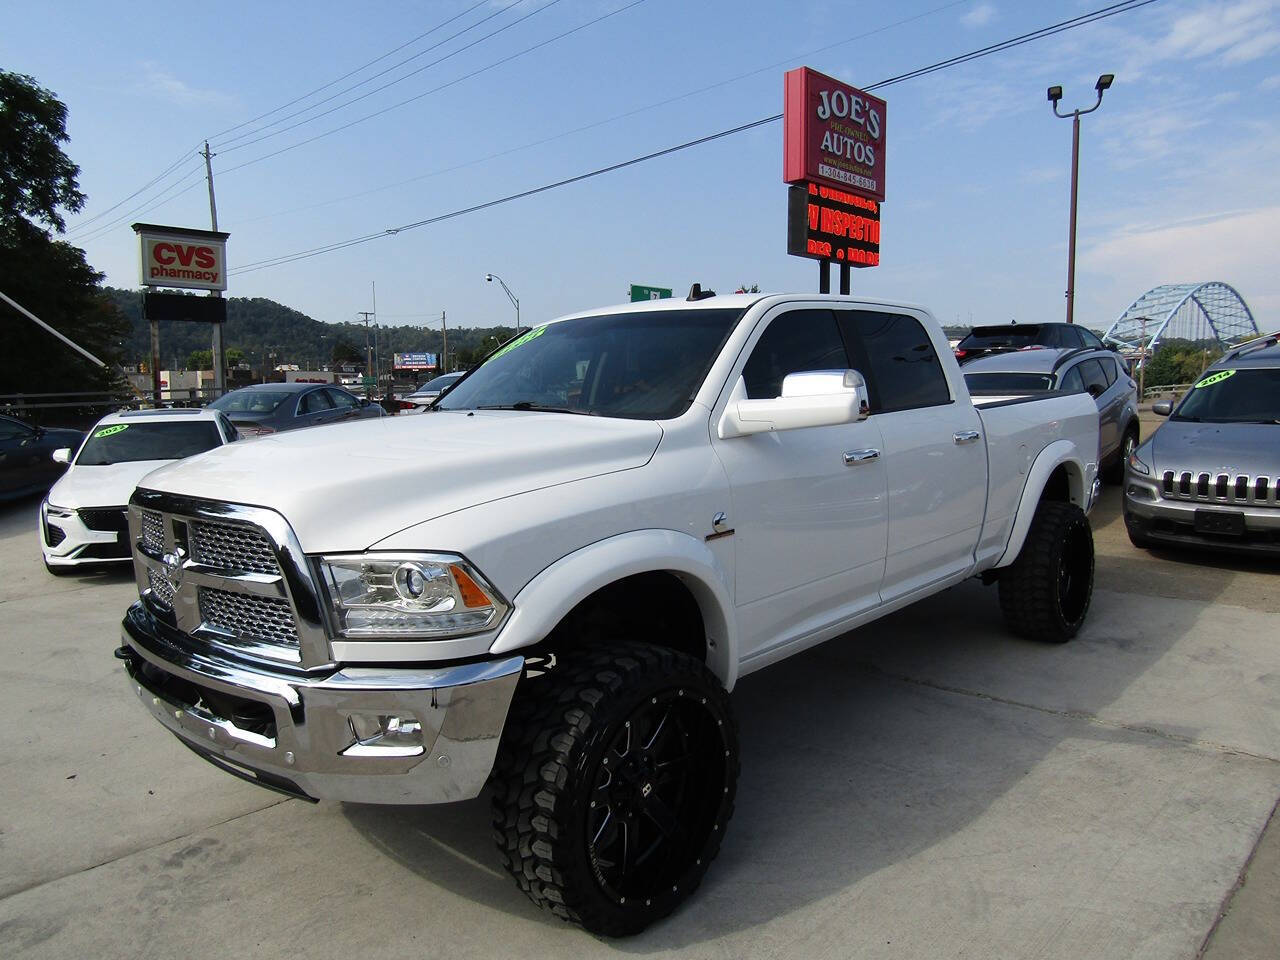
[132,222,230,292]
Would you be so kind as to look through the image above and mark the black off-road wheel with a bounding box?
[998,500,1094,642]
[490,642,738,937]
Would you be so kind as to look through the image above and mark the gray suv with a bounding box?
[962,347,1140,482]
[1124,334,1280,555]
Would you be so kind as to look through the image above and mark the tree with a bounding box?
[734,283,761,294]
[332,338,362,365]
[0,71,127,395]
[187,349,213,370]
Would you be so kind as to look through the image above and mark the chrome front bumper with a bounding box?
[119,602,522,804]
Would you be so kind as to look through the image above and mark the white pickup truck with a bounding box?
[117,293,1100,935]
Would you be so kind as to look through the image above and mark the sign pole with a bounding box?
[819,261,830,294]
[840,263,851,295]
[149,313,162,404]
[202,141,226,396]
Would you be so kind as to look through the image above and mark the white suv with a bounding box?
[41,408,236,574]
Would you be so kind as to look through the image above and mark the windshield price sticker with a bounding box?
[92,424,129,439]
[1195,370,1236,388]
[489,325,546,362]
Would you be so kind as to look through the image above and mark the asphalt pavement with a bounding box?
[0,430,1276,959]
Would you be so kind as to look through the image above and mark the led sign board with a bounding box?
[394,352,438,370]
[784,66,886,203]
[143,291,227,323]
[787,181,880,267]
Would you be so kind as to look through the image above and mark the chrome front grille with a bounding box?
[1161,470,1280,507]
[199,587,299,648]
[141,510,165,553]
[131,493,327,666]
[148,568,175,609]
[189,518,277,574]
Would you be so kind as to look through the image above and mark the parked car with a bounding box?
[208,382,384,437]
[1124,333,1280,555]
[0,413,84,501]
[117,292,1100,935]
[41,408,236,573]
[954,322,1108,363]
[962,347,1140,482]
[397,372,465,414]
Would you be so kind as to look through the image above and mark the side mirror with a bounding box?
[359,397,370,407]
[52,448,71,464]
[1152,401,1172,417]
[718,369,869,439]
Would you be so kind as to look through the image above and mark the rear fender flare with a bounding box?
[994,440,1091,568]
[489,529,738,689]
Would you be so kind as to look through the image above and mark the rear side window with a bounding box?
[1058,366,1086,393]
[1076,359,1110,396]
[1058,326,1084,348]
[742,309,849,400]
[298,390,333,414]
[1096,355,1118,385]
[1080,328,1104,349]
[841,311,951,412]
[326,388,359,410]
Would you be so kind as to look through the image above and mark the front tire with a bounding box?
[998,500,1094,642]
[1102,425,1139,484]
[490,642,738,937]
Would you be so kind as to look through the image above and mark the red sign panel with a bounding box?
[784,67,886,202]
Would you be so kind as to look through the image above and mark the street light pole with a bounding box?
[484,273,521,333]
[1048,74,1113,325]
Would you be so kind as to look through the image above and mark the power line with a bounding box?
[216,0,648,175]
[65,147,197,236]
[213,0,533,151]
[73,168,206,245]
[230,0,1161,278]
[207,0,494,142]
[236,0,971,226]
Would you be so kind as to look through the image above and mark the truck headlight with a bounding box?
[320,553,509,638]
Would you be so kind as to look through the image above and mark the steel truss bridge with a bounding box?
[1102,282,1258,355]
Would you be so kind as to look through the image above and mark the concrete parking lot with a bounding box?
[1,428,1277,958]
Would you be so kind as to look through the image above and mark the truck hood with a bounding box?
[48,460,176,510]
[138,410,663,552]
[1149,421,1279,476]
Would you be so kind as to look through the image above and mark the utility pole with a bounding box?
[201,141,226,397]
[371,281,380,393]
[441,310,448,373]
[357,311,375,398]
[1047,75,1113,324]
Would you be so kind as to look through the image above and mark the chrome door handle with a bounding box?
[843,448,880,465]
[953,430,981,444]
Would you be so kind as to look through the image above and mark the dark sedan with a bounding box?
[209,383,385,437]
[0,414,85,500]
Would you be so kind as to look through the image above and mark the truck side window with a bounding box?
[742,309,848,400]
[839,311,950,412]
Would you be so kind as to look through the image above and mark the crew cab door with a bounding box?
[836,309,987,602]
[710,307,888,662]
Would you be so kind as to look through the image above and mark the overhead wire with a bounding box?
[230,0,1161,277]
[72,168,207,245]
[236,0,972,226]
[215,0,648,173]
[207,0,494,142]
[212,0,538,151]
[65,147,198,237]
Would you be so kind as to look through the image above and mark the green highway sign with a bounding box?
[362,376,376,387]
[630,283,673,302]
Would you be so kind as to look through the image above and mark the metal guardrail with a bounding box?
[0,388,224,429]
[1143,383,1191,401]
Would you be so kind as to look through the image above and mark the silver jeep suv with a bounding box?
[1124,334,1280,555]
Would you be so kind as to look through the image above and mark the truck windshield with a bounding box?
[964,372,1055,393]
[436,309,744,420]
[1172,368,1280,423]
[76,421,222,465]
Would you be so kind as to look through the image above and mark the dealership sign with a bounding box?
[132,222,229,292]
[394,352,438,370]
[784,67,886,203]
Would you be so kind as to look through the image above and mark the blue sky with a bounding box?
[4,0,1278,336]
